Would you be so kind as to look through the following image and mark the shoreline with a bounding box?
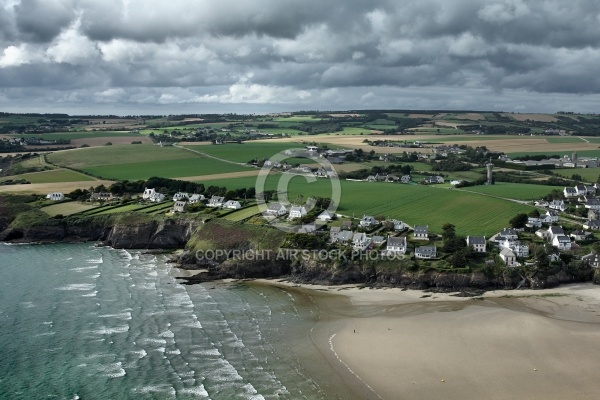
[251,280,600,400]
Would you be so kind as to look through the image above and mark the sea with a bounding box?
[0,243,343,400]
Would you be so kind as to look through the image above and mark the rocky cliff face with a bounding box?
[0,214,201,249]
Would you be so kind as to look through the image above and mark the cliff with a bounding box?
[0,211,201,249]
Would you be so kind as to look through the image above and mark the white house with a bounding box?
[389,219,405,231]
[188,194,205,204]
[541,210,559,223]
[466,236,487,253]
[173,201,187,213]
[500,248,517,266]
[584,199,600,210]
[548,200,566,212]
[317,210,334,221]
[223,200,242,210]
[329,227,340,242]
[526,217,543,228]
[371,236,385,246]
[289,206,308,219]
[570,230,591,241]
[386,236,407,254]
[583,219,600,230]
[413,226,429,240]
[142,188,165,203]
[208,196,225,208]
[400,175,411,183]
[266,203,288,216]
[173,192,189,201]
[552,235,572,250]
[563,187,578,198]
[415,246,437,259]
[352,232,370,250]
[46,192,65,201]
[359,215,378,228]
[497,228,519,240]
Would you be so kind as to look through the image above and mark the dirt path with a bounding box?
[174,144,253,167]
[173,170,260,181]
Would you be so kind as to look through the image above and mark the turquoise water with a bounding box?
[0,243,331,399]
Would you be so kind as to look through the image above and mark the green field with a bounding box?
[41,201,99,216]
[509,150,600,158]
[224,205,261,221]
[553,168,600,182]
[14,131,142,141]
[184,142,311,163]
[198,175,533,235]
[1,169,96,184]
[456,183,556,200]
[47,145,252,180]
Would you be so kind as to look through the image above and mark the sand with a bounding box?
[256,281,600,400]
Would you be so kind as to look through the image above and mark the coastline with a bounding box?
[253,280,600,400]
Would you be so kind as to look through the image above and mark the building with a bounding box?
[208,196,225,207]
[317,210,334,221]
[90,192,112,202]
[582,253,600,268]
[352,232,370,250]
[415,246,437,259]
[142,188,164,203]
[413,226,429,240]
[289,206,308,219]
[188,194,205,204]
[466,236,487,253]
[486,159,494,185]
[172,192,189,201]
[386,236,407,254]
[371,236,385,246]
[552,235,572,250]
[223,200,242,210]
[46,192,65,201]
[336,230,353,245]
[173,201,187,213]
[548,200,566,212]
[500,248,517,266]
[266,203,288,216]
[359,215,378,228]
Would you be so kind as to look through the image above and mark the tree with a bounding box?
[509,213,528,229]
[528,209,540,218]
[442,223,456,241]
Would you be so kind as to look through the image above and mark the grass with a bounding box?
[41,201,98,216]
[509,150,600,158]
[199,175,533,235]
[184,142,310,163]
[456,182,556,201]
[553,168,600,182]
[224,205,261,222]
[1,169,96,184]
[46,145,252,180]
[544,137,586,143]
[12,131,142,141]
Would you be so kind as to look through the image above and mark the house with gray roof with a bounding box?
[415,246,437,259]
[413,225,429,240]
[386,236,407,254]
[466,236,487,253]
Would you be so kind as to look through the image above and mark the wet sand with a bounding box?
[260,281,600,400]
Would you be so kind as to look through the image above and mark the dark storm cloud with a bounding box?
[14,0,76,42]
[0,0,600,113]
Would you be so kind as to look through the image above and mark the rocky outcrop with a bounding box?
[0,214,201,249]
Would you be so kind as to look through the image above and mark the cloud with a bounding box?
[0,0,599,113]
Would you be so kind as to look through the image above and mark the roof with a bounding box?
[414,225,428,233]
[387,236,406,246]
[372,235,384,242]
[554,235,571,243]
[337,230,353,241]
[548,226,565,235]
[500,228,517,236]
[500,248,515,256]
[415,246,436,254]
[467,236,486,245]
[564,187,577,193]
[267,202,285,210]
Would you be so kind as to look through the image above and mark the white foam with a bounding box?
[179,386,209,397]
[20,301,35,308]
[159,330,174,338]
[130,349,147,359]
[191,348,220,357]
[166,349,181,355]
[104,362,126,378]
[57,284,96,291]
[134,385,176,396]
[99,312,132,320]
[86,256,103,264]
[182,320,203,329]
[141,338,167,346]
[88,273,101,279]
[70,265,98,272]
[92,325,130,335]
[81,291,98,297]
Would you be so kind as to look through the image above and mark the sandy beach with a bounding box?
[256,281,600,400]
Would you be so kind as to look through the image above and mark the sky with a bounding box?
[0,0,599,115]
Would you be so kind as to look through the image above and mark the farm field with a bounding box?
[544,137,587,143]
[47,145,252,180]
[15,131,143,141]
[456,183,556,201]
[41,201,98,216]
[553,168,600,182]
[508,150,600,158]
[224,205,261,222]
[183,142,311,163]
[1,169,96,184]
[200,175,532,235]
